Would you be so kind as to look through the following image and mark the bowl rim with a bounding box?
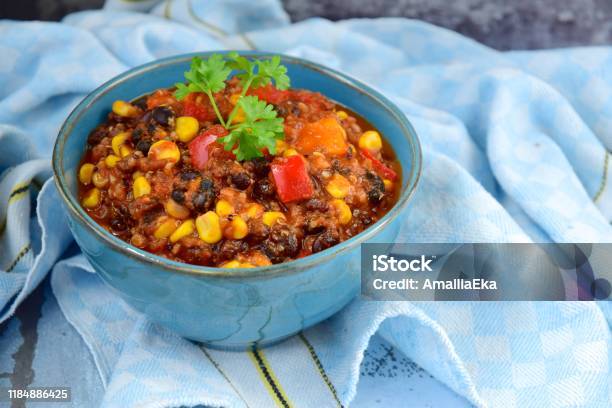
[52,51,422,279]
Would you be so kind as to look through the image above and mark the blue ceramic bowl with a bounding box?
[52,52,421,350]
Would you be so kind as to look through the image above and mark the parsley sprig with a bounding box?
[174,53,290,160]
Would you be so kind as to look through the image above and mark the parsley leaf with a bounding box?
[174,54,231,99]
[174,53,291,160]
[219,96,285,161]
[253,56,290,90]
[227,53,290,92]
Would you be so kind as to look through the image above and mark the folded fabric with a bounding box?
[0,0,610,406]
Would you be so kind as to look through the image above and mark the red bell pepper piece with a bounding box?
[189,125,228,169]
[182,93,217,122]
[270,155,314,203]
[247,84,290,105]
[360,149,398,181]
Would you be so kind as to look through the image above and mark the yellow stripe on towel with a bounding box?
[248,348,293,408]
[8,182,30,204]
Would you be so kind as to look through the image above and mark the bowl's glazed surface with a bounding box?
[53,52,421,349]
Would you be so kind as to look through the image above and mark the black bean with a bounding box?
[312,230,339,253]
[171,188,185,203]
[131,128,143,144]
[151,106,174,127]
[304,198,328,212]
[231,172,251,190]
[192,189,215,212]
[136,139,152,154]
[217,240,249,261]
[110,217,127,231]
[368,189,385,205]
[261,226,299,263]
[180,170,200,181]
[200,177,214,191]
[250,157,270,177]
[252,179,275,200]
[366,171,385,191]
[366,171,385,205]
[132,97,148,110]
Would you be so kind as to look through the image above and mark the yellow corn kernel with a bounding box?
[105,155,121,168]
[111,132,130,155]
[215,199,234,217]
[133,176,151,198]
[336,110,348,120]
[275,140,288,154]
[283,148,299,157]
[81,188,100,208]
[79,163,95,185]
[112,100,139,117]
[165,199,190,219]
[92,172,108,189]
[325,173,351,199]
[229,94,246,123]
[358,130,383,153]
[175,116,200,143]
[132,171,143,180]
[383,179,393,191]
[196,211,222,244]
[221,260,254,268]
[244,203,264,219]
[120,145,133,158]
[331,199,352,225]
[241,262,255,268]
[154,218,180,239]
[228,216,248,239]
[148,140,180,163]
[221,260,241,268]
[262,211,286,227]
[169,219,195,243]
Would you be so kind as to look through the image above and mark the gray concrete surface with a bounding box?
[0,0,611,50]
[283,0,612,50]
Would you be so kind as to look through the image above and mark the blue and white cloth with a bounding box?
[1,0,611,406]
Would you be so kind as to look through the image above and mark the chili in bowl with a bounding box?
[53,52,421,349]
[77,53,401,268]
